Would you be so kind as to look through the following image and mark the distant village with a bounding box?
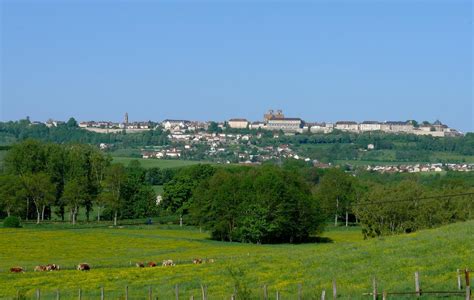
[36,110,471,173]
[366,163,474,173]
[74,109,462,137]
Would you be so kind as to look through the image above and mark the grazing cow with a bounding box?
[192,258,203,264]
[10,267,24,273]
[77,263,90,271]
[147,261,157,267]
[46,264,60,271]
[34,265,47,272]
[162,259,175,267]
[136,262,145,268]
[205,258,215,264]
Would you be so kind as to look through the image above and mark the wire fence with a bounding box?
[9,268,472,300]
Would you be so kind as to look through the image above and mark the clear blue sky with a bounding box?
[1,0,472,132]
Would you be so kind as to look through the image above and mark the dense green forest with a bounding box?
[0,140,162,225]
[0,118,168,147]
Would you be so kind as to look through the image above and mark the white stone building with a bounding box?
[228,118,249,129]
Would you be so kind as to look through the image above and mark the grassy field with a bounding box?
[0,221,472,299]
[112,157,209,169]
[153,185,164,195]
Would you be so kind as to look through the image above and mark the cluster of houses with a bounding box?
[78,117,152,133]
[366,163,474,173]
[140,130,317,164]
[142,148,181,159]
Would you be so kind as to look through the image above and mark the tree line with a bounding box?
[0,140,158,224]
[160,159,474,242]
[1,139,473,243]
[0,118,169,148]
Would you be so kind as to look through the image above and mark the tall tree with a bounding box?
[90,150,111,221]
[22,173,56,224]
[0,175,24,217]
[62,179,87,225]
[66,117,78,128]
[315,168,358,226]
[102,163,127,226]
[44,143,69,220]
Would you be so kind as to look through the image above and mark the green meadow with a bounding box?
[0,221,472,299]
[111,157,208,169]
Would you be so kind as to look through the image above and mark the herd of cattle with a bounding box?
[9,258,215,273]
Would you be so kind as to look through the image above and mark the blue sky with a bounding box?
[1,1,472,132]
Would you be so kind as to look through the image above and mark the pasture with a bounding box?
[0,221,473,299]
[111,157,208,169]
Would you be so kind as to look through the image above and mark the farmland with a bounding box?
[0,221,473,299]
[111,157,208,169]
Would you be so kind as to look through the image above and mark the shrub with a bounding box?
[3,216,21,228]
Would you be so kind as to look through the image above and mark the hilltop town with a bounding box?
[33,110,467,172]
[73,109,462,137]
[15,110,471,173]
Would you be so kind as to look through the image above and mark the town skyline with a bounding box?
[1,110,467,130]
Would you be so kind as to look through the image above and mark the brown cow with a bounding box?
[77,263,90,271]
[193,258,203,264]
[162,259,175,267]
[136,262,145,268]
[147,261,157,267]
[10,267,24,273]
[34,265,47,272]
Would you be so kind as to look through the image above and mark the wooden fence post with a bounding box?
[465,269,470,290]
[189,296,194,300]
[298,283,302,300]
[175,284,179,300]
[459,269,463,290]
[148,286,153,300]
[231,294,235,300]
[36,289,40,300]
[332,279,337,299]
[201,284,207,300]
[263,285,268,300]
[466,269,471,300]
[56,289,60,300]
[78,288,82,300]
[100,287,104,300]
[125,286,129,300]
[382,291,387,300]
[373,277,378,300]
[321,289,326,300]
[415,271,421,297]
[276,290,280,300]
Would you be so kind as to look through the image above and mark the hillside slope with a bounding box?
[0,221,472,298]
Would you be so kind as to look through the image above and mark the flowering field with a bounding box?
[0,221,472,299]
